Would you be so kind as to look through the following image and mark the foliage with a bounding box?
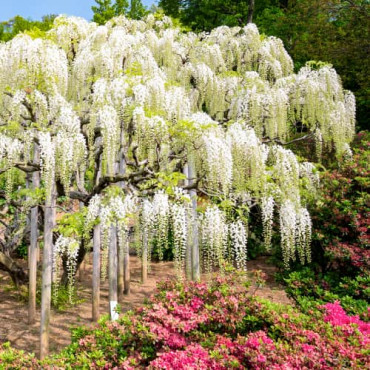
[159,0,251,31]
[255,0,369,130]
[282,267,369,318]
[277,132,369,319]
[92,0,148,24]
[1,272,369,368]
[0,342,38,368]
[0,15,56,42]
[311,132,369,274]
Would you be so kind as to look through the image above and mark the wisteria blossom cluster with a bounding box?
[0,13,356,278]
[52,236,80,303]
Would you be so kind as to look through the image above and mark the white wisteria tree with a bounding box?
[0,14,355,358]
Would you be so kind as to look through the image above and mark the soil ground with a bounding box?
[0,255,291,356]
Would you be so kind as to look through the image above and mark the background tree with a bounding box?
[128,0,148,19]
[92,0,147,24]
[92,0,119,25]
[158,0,182,18]
[158,0,368,130]
[0,15,56,41]
[256,0,369,130]
[159,0,252,29]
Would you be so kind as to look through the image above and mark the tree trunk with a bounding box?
[188,160,200,281]
[109,223,118,320]
[40,182,56,360]
[92,223,101,322]
[0,251,28,286]
[247,0,255,24]
[29,145,40,324]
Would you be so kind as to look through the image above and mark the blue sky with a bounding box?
[0,0,158,22]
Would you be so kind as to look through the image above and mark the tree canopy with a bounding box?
[92,0,148,24]
[0,15,56,41]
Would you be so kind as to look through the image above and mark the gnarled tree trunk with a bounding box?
[0,251,28,286]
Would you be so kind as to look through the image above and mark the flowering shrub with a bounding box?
[323,301,370,340]
[312,132,370,273]
[280,132,370,318]
[2,271,368,369]
[282,267,369,318]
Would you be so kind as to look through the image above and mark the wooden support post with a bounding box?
[28,146,40,324]
[189,161,200,281]
[123,237,130,295]
[40,183,56,360]
[109,223,118,320]
[141,231,148,284]
[118,143,127,299]
[117,236,124,301]
[92,223,101,322]
[183,164,193,280]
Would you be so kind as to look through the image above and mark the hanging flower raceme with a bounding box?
[279,201,312,268]
[111,194,139,254]
[201,130,233,195]
[279,200,297,268]
[39,132,56,202]
[271,145,300,205]
[53,235,80,304]
[226,123,268,193]
[200,205,228,274]
[133,107,169,165]
[229,220,248,271]
[84,195,102,238]
[152,191,170,261]
[140,198,156,270]
[0,134,23,199]
[96,105,120,176]
[296,207,312,265]
[170,189,190,278]
[261,196,275,250]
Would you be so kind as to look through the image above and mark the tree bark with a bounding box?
[0,251,28,286]
[188,160,200,281]
[40,182,56,360]
[29,145,40,324]
[92,223,101,322]
[247,0,255,24]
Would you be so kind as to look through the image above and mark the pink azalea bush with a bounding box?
[1,272,369,369]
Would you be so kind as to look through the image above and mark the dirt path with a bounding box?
[0,256,291,355]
